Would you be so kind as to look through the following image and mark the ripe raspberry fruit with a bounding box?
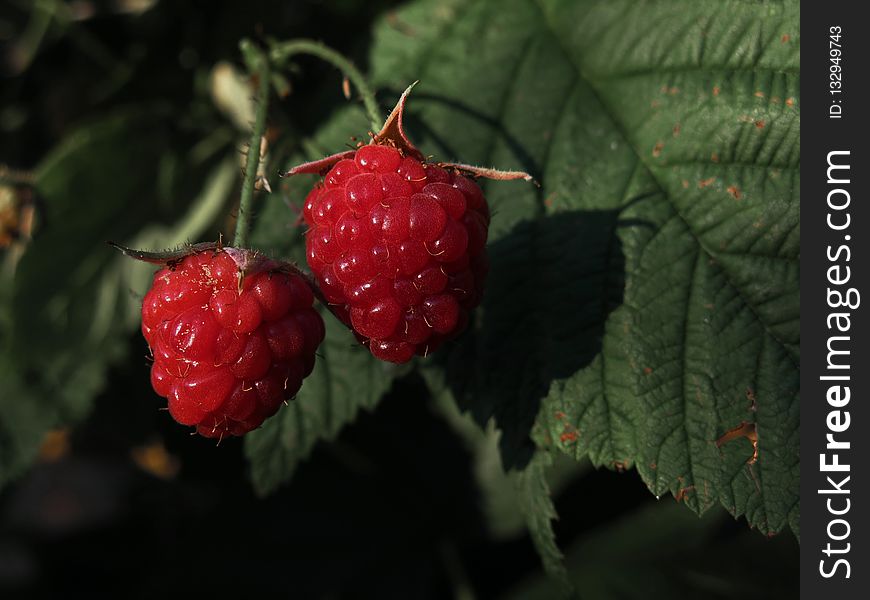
[283,84,532,363]
[137,245,324,438]
[300,148,488,363]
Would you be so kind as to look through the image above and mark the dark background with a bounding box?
[1,1,798,597]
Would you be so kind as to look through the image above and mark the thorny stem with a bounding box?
[268,39,384,132]
[234,40,272,249]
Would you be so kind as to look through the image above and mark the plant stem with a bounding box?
[234,41,271,249]
[269,39,383,132]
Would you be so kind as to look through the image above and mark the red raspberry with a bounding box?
[140,247,324,438]
[283,84,531,364]
[302,146,489,363]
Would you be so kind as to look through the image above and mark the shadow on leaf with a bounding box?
[437,208,639,469]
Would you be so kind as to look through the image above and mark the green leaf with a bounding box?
[508,500,798,600]
[244,316,401,495]
[427,367,590,541]
[363,0,799,535]
[1,110,168,487]
[515,451,572,596]
[1,110,235,489]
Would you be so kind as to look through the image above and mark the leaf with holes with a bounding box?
[362,0,799,536]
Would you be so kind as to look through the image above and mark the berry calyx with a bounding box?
[282,83,532,363]
[130,244,324,438]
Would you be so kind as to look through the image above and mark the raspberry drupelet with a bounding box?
[284,83,532,364]
[140,247,324,438]
[302,145,489,363]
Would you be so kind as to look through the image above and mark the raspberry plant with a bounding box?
[0,0,799,596]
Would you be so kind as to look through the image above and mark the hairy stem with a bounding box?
[269,39,383,132]
[234,40,271,249]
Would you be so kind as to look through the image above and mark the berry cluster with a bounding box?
[130,82,529,436]
[140,248,324,438]
[302,144,489,363]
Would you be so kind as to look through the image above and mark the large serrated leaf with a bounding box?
[361,0,799,535]
[514,451,572,596]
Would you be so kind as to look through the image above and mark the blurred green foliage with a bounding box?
[0,0,798,597]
